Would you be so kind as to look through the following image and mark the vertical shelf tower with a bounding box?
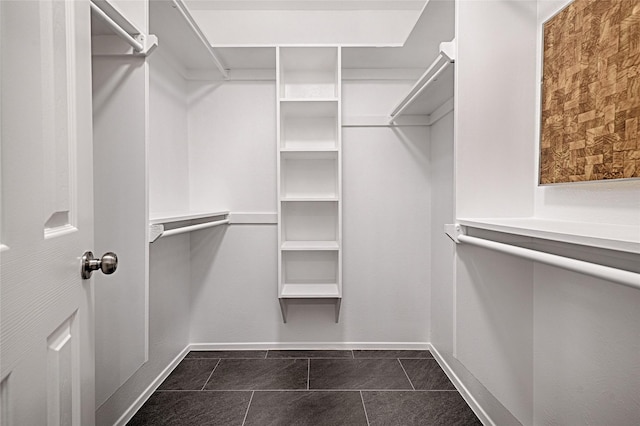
[277,46,342,323]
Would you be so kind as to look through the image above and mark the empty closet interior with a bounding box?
[88,1,640,425]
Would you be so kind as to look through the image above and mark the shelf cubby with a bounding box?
[281,201,338,244]
[281,151,338,199]
[279,47,338,99]
[281,251,340,298]
[280,101,338,150]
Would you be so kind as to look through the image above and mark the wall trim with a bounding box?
[428,343,495,426]
[113,345,191,426]
[189,342,431,350]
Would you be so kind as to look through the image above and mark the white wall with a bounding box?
[446,1,640,425]
[451,1,539,424]
[530,2,640,425]
[187,80,431,345]
[455,0,537,219]
[148,51,189,214]
[188,81,277,213]
[430,111,523,426]
[96,44,193,426]
[96,235,191,426]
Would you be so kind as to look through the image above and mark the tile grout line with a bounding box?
[241,390,255,426]
[200,359,222,391]
[397,359,416,391]
[307,359,310,390]
[359,391,371,426]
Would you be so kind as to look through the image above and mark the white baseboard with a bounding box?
[113,345,191,426]
[428,343,494,426]
[189,342,430,351]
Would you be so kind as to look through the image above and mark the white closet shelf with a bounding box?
[280,98,339,103]
[389,39,455,122]
[280,148,339,153]
[456,217,640,254]
[149,211,229,224]
[280,284,340,298]
[281,197,339,202]
[149,0,227,78]
[149,211,230,243]
[281,241,339,251]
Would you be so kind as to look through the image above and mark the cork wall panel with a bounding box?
[540,0,640,184]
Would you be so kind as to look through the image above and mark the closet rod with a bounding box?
[171,0,229,79]
[161,219,229,238]
[389,59,451,122]
[457,234,640,291]
[90,2,144,52]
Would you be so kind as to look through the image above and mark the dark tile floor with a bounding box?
[128,350,482,426]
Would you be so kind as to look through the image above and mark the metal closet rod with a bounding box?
[90,2,144,53]
[161,219,230,238]
[457,234,640,291]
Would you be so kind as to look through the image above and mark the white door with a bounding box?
[1,1,98,424]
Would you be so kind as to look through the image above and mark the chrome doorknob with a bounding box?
[81,251,118,279]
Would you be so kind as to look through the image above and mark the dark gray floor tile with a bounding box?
[310,359,412,390]
[127,391,251,426]
[244,391,368,426]
[204,359,308,390]
[362,391,482,425]
[400,359,456,390]
[158,359,220,390]
[353,350,433,359]
[186,350,267,359]
[267,350,353,358]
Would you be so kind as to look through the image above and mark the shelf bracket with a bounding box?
[279,299,288,323]
[149,224,164,243]
[440,39,456,62]
[444,223,463,244]
[334,299,341,323]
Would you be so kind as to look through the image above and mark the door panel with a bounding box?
[1,1,95,424]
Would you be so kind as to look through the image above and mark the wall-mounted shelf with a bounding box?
[277,46,342,323]
[446,220,640,290]
[149,211,229,243]
[281,241,340,251]
[149,0,227,79]
[389,39,455,123]
[455,217,640,254]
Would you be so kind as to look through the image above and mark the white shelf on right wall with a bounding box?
[456,217,640,254]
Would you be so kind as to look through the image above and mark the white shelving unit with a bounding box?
[277,46,342,322]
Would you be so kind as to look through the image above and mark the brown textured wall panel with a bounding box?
[540,0,640,184]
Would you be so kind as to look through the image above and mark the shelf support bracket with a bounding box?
[444,223,463,244]
[279,299,288,323]
[149,224,164,243]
